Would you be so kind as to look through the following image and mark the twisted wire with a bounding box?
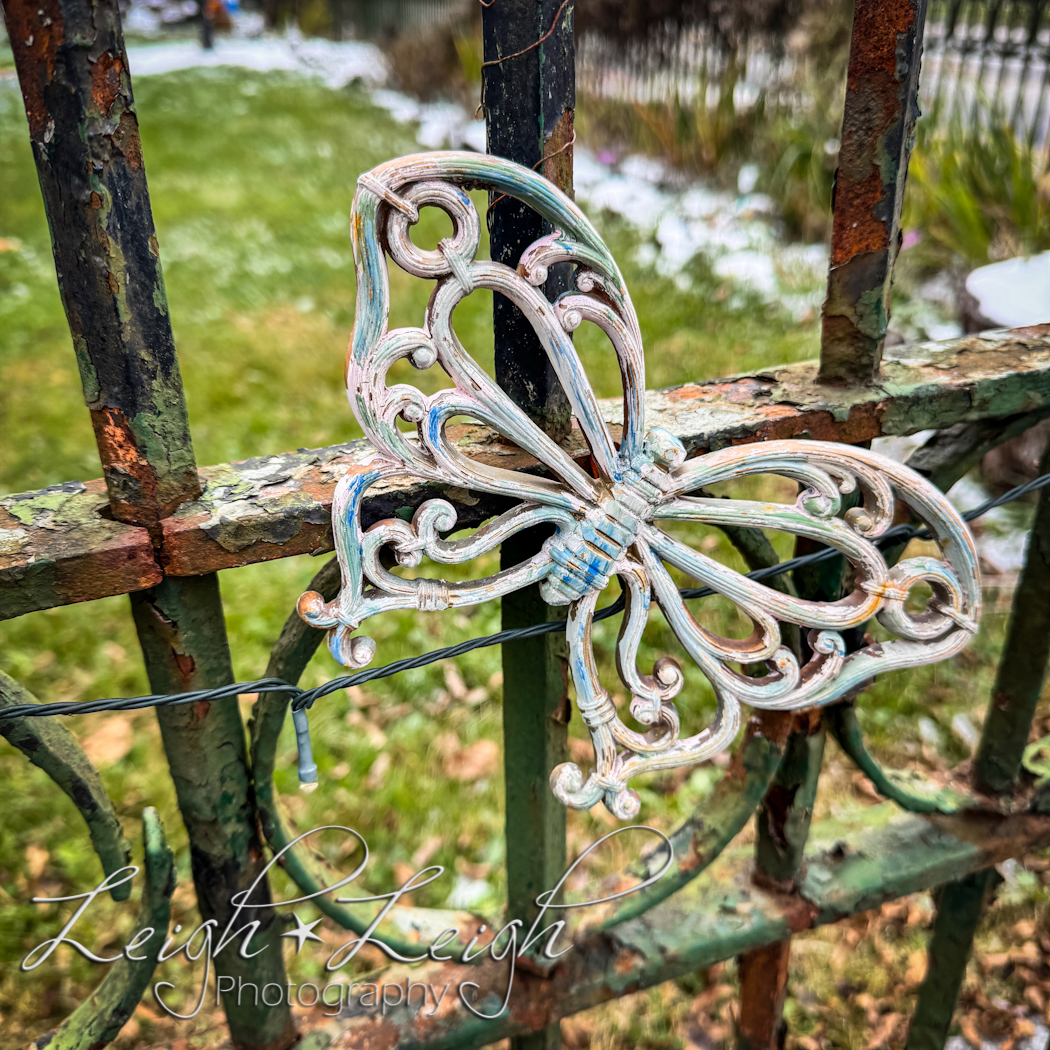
[1,470,1044,723]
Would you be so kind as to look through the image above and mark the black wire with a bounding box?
[3,469,1045,722]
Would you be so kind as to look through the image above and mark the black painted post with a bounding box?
[1,0,295,1045]
[483,3,574,1048]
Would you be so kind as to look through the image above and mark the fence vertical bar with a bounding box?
[975,441,1050,793]
[905,869,999,1050]
[907,443,1050,1047]
[1,1,295,1045]
[819,0,929,385]
[482,3,574,1048]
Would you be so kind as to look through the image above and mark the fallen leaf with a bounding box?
[444,739,499,781]
[365,752,391,788]
[569,736,594,764]
[347,710,386,748]
[432,731,460,757]
[26,844,48,880]
[560,1015,594,1049]
[411,835,443,868]
[960,1016,983,1048]
[444,664,468,700]
[101,641,126,662]
[82,717,133,766]
[906,948,927,986]
[866,1012,901,1050]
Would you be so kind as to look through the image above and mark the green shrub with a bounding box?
[903,106,1050,267]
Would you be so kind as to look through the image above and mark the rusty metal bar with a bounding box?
[483,5,575,1048]
[302,803,1050,1049]
[737,693,825,1038]
[1,1,295,1045]
[819,0,929,384]
[5,326,1050,621]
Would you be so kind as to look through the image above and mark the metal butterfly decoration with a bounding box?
[297,151,981,819]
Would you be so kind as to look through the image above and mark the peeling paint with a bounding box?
[4,327,1050,617]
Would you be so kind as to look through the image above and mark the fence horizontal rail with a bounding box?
[2,464,1046,728]
[2,324,1049,622]
[280,802,1050,1049]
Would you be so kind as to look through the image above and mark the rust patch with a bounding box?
[751,709,796,751]
[845,0,918,83]
[738,939,791,1047]
[6,0,64,137]
[89,405,160,525]
[90,50,124,115]
[173,652,196,680]
[112,109,143,170]
[542,109,574,196]
[612,946,644,975]
[830,0,922,267]
[665,377,776,404]
[829,167,893,266]
[750,400,885,445]
[1011,324,1050,339]
[331,1015,400,1050]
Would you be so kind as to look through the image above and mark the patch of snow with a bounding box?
[713,251,778,298]
[869,430,936,466]
[948,475,1029,577]
[951,712,980,751]
[117,35,961,328]
[445,874,493,910]
[124,5,162,35]
[966,251,1050,328]
[125,31,387,88]
[1024,1023,1050,1050]
[737,162,760,194]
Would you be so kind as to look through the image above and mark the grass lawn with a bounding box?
[0,63,1045,1050]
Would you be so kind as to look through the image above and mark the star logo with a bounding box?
[281,911,323,954]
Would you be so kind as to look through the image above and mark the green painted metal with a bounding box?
[905,869,999,1050]
[975,440,1050,793]
[605,723,785,927]
[293,801,1050,1048]
[22,808,175,1050]
[753,717,826,887]
[904,437,1050,1048]
[4,0,1050,1042]
[7,328,1050,622]
[1,0,199,530]
[130,576,296,1048]
[827,703,976,814]
[0,670,132,900]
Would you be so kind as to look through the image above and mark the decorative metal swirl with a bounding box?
[298,151,982,819]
